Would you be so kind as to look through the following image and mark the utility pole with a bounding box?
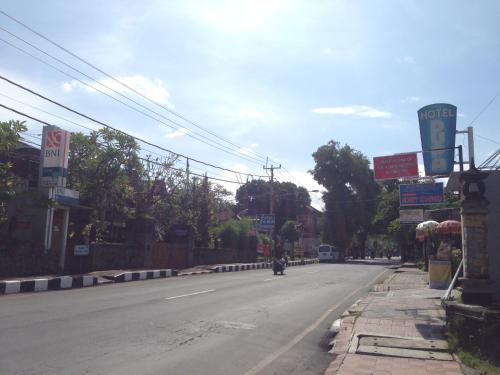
[456,127,475,167]
[263,163,281,257]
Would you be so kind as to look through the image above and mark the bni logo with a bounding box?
[45,130,62,148]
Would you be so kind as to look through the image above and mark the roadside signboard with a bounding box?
[373,153,419,180]
[418,103,457,176]
[258,214,275,230]
[54,187,80,205]
[400,183,444,206]
[40,126,71,187]
[399,208,424,224]
[74,244,90,256]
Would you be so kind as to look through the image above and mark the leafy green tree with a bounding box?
[280,220,299,243]
[310,140,378,257]
[0,120,27,225]
[235,180,311,230]
[67,129,142,239]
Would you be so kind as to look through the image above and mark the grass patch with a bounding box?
[457,349,500,375]
[446,314,500,375]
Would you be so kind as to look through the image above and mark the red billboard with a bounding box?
[373,153,419,181]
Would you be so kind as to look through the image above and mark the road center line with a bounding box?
[165,289,216,300]
[243,268,392,375]
[264,277,283,282]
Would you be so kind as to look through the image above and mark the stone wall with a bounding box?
[485,171,500,301]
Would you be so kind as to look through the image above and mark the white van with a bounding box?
[318,244,345,262]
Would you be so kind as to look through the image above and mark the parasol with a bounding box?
[415,220,439,241]
[434,220,461,236]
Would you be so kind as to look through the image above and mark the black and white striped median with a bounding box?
[111,269,174,283]
[0,275,98,295]
[1,260,319,295]
[213,258,319,273]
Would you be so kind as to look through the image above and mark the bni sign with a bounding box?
[418,103,457,176]
[373,153,419,180]
[40,126,71,187]
[399,183,444,206]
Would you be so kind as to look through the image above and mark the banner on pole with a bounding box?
[418,103,457,176]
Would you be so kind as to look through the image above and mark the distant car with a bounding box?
[318,244,345,263]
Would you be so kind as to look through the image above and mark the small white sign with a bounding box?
[74,244,90,256]
[400,209,424,224]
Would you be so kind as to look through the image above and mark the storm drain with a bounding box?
[356,335,453,361]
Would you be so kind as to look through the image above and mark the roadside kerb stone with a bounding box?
[0,275,99,295]
[213,259,319,273]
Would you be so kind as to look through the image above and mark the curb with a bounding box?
[0,260,320,295]
[0,275,98,295]
[213,259,319,273]
[111,269,174,283]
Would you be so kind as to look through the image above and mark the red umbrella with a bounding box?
[435,220,461,236]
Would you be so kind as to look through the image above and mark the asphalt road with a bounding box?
[0,263,392,375]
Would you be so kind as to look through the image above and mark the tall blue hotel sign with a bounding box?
[418,103,457,176]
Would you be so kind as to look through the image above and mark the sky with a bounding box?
[1,0,500,210]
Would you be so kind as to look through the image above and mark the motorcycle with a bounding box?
[273,258,287,275]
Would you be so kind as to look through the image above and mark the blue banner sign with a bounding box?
[259,214,275,230]
[399,183,444,206]
[418,103,457,176]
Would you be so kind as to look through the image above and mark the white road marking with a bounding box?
[264,277,283,282]
[217,321,256,330]
[165,289,216,300]
[243,268,392,375]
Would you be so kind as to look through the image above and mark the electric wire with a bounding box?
[0,76,268,178]
[0,103,245,185]
[0,11,276,164]
[0,36,267,167]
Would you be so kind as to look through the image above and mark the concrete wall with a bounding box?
[485,171,500,301]
[0,240,58,277]
[191,247,238,266]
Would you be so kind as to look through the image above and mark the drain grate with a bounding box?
[356,335,453,361]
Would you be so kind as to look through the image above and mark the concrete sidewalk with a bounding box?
[325,266,464,375]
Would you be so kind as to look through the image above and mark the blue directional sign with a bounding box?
[399,183,444,206]
[259,214,275,230]
[418,103,457,176]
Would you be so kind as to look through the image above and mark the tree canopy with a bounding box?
[310,140,378,257]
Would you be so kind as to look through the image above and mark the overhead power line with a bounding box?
[476,133,500,146]
[467,88,500,127]
[0,10,279,165]
[0,103,245,185]
[0,36,268,167]
[0,75,267,178]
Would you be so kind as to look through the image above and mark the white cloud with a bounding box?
[312,105,392,118]
[61,75,174,108]
[322,47,334,55]
[405,96,421,102]
[61,82,73,92]
[219,107,280,122]
[163,127,191,139]
[195,0,287,33]
[397,56,415,64]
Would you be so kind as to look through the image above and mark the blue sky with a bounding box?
[1,1,500,209]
